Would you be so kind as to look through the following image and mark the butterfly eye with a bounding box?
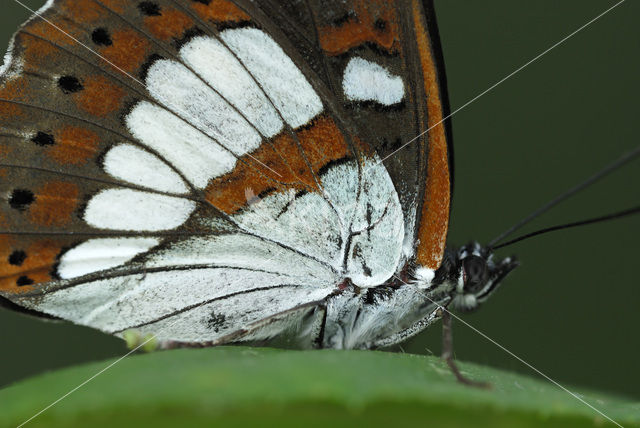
[462,256,488,293]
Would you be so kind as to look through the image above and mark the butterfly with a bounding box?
[0,0,637,389]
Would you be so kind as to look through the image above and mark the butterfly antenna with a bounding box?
[487,144,640,248]
[492,204,640,250]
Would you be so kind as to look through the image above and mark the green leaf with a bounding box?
[1,347,638,427]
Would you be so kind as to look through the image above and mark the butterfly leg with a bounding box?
[442,310,491,388]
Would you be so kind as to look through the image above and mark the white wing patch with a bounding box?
[84,189,195,231]
[126,102,236,188]
[145,59,262,155]
[336,160,404,287]
[221,28,323,128]
[57,238,160,279]
[343,57,405,106]
[180,36,284,138]
[103,144,189,194]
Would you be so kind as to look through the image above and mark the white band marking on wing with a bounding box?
[84,189,195,231]
[103,144,189,194]
[221,28,323,128]
[57,237,160,279]
[126,102,236,188]
[343,57,405,106]
[180,36,284,138]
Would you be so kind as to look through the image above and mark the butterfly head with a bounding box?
[420,242,519,312]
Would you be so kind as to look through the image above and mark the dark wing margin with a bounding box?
[422,0,454,193]
[408,0,452,270]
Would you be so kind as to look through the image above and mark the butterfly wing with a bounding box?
[0,0,451,346]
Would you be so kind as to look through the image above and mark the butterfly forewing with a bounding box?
[0,0,451,347]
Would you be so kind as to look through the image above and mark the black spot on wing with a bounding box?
[350,242,372,277]
[333,43,400,59]
[257,187,277,200]
[331,11,357,26]
[364,286,394,305]
[9,189,35,211]
[361,261,372,277]
[214,21,256,32]
[374,18,388,32]
[91,28,113,46]
[58,76,83,94]
[8,250,26,266]
[275,190,308,220]
[380,137,402,152]
[138,2,162,16]
[206,311,226,333]
[16,276,34,287]
[31,131,55,147]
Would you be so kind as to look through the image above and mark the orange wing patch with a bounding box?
[26,19,79,48]
[29,181,80,227]
[0,236,63,294]
[21,34,58,68]
[189,0,251,24]
[206,116,353,214]
[24,1,105,47]
[296,115,351,171]
[99,29,151,74]
[319,0,401,56]
[144,7,193,41]
[48,126,100,165]
[411,0,451,270]
[73,75,126,117]
[205,142,308,215]
[0,78,28,118]
[58,0,104,22]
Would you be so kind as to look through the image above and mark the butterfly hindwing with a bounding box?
[0,0,451,346]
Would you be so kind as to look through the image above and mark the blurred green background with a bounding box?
[0,0,638,400]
